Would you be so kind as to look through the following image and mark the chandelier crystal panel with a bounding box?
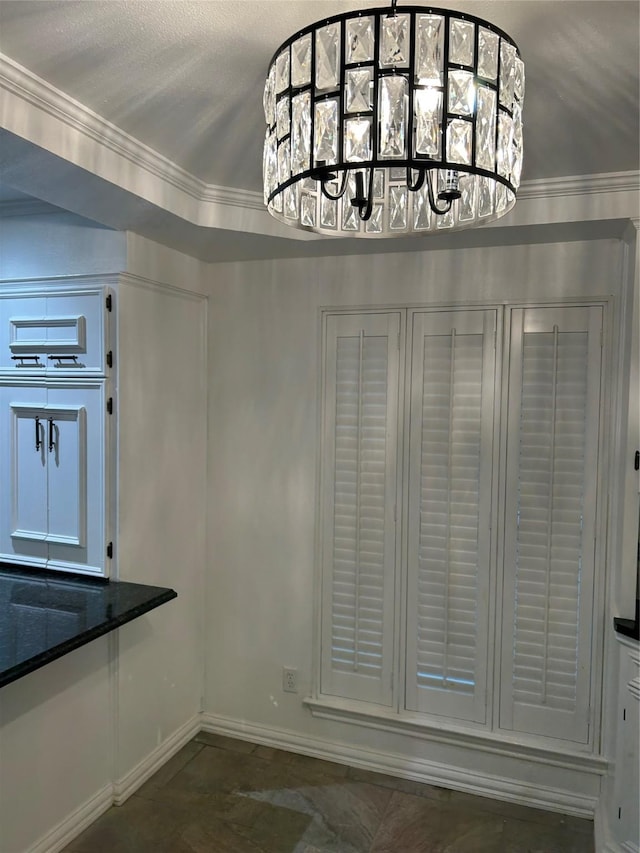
[263,4,524,237]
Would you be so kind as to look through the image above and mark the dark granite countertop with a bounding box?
[0,563,177,687]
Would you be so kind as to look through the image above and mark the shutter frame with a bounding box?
[500,305,603,744]
[320,312,401,706]
[405,309,497,724]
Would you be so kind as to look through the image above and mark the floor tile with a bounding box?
[501,816,595,853]
[346,766,452,802]
[370,790,505,853]
[244,780,392,853]
[64,794,192,853]
[448,787,593,832]
[176,809,306,853]
[136,740,205,800]
[253,744,298,763]
[193,731,258,753]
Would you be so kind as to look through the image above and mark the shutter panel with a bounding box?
[500,306,602,743]
[320,313,400,706]
[405,310,496,723]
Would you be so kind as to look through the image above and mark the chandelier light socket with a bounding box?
[263,4,524,237]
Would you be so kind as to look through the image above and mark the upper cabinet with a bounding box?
[0,288,110,376]
[0,280,114,577]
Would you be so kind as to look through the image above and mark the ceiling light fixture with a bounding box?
[263,1,524,237]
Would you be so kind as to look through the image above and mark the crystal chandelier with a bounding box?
[263,2,524,237]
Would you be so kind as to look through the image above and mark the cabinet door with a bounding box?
[46,384,106,575]
[0,385,48,566]
[0,383,106,575]
[0,290,107,375]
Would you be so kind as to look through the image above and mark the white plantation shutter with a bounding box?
[320,313,400,705]
[500,306,603,743]
[405,310,496,722]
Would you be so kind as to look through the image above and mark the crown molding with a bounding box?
[518,171,640,201]
[0,52,637,221]
[0,53,264,213]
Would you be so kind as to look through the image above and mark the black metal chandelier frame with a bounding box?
[264,2,524,234]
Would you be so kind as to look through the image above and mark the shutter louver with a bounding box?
[321,313,400,705]
[501,307,602,743]
[405,310,496,723]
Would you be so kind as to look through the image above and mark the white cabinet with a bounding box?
[612,636,640,852]
[0,288,108,375]
[0,281,113,577]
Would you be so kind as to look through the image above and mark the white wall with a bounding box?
[114,265,207,786]
[0,207,635,847]
[0,223,207,853]
[204,235,629,812]
[0,210,126,280]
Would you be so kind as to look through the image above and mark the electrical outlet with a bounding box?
[283,667,298,693]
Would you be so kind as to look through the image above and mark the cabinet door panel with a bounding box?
[0,296,47,372]
[46,385,105,575]
[45,405,86,547]
[0,290,106,375]
[44,292,106,375]
[0,386,48,566]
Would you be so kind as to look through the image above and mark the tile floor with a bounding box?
[63,732,595,852]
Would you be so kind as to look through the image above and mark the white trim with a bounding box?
[117,272,208,302]
[201,711,600,818]
[304,696,606,774]
[0,54,262,212]
[0,273,121,291]
[518,172,640,201]
[26,783,113,853]
[112,713,201,805]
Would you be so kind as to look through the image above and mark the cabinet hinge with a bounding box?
[107,542,113,559]
[107,397,113,415]
[634,450,639,471]
[618,806,622,820]
[106,350,113,369]
[623,707,626,721]
[106,294,112,312]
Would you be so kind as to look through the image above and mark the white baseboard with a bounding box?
[27,784,113,853]
[112,713,201,805]
[25,714,202,853]
[200,711,598,818]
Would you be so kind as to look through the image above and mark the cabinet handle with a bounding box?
[48,417,55,453]
[35,416,42,451]
[47,355,78,363]
[11,355,42,366]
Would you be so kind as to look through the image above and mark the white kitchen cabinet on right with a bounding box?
[612,635,640,852]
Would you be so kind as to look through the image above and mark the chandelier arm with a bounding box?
[352,168,375,221]
[426,169,453,215]
[319,170,349,201]
[406,167,426,192]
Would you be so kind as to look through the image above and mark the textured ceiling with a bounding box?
[0,0,638,195]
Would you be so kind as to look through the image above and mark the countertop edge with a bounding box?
[0,586,177,688]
